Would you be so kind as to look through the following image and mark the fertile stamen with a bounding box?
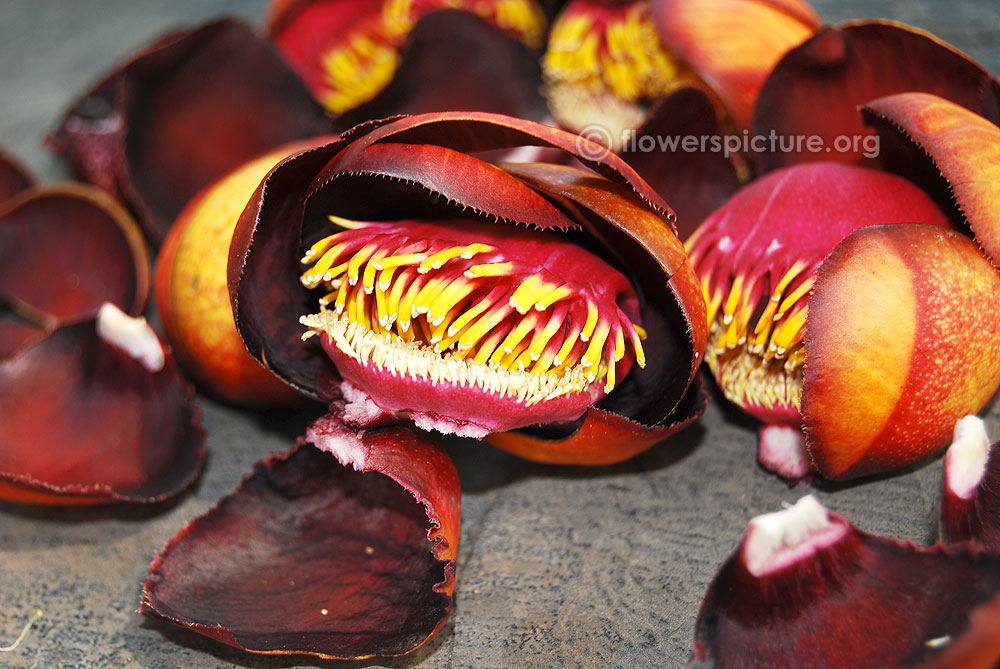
[299,218,645,410]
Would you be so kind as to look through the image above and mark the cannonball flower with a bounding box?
[684,22,1000,480]
[542,0,819,145]
[229,112,708,465]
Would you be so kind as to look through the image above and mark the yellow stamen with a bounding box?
[465,261,514,278]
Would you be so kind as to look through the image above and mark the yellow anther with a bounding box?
[430,278,477,327]
[377,252,429,270]
[468,326,509,364]
[580,300,599,342]
[333,279,349,315]
[362,250,388,293]
[397,275,428,331]
[301,233,340,264]
[508,275,550,314]
[528,306,568,361]
[582,321,610,369]
[533,283,574,311]
[446,287,504,337]
[419,245,470,273]
[613,325,625,362]
[460,303,512,352]
[327,214,371,230]
[628,322,646,368]
[771,306,808,353]
[776,277,815,319]
[605,348,616,393]
[465,262,514,278]
[346,243,379,285]
[490,313,540,365]
[722,274,745,324]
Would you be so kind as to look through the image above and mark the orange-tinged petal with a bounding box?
[803,224,1000,480]
[862,92,1000,268]
[653,0,820,129]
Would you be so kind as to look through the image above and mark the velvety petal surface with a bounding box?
[862,92,1000,266]
[690,497,1000,668]
[140,413,459,659]
[802,224,1000,480]
[0,313,204,504]
[754,22,1000,170]
[0,184,149,325]
[653,0,819,129]
[48,19,331,243]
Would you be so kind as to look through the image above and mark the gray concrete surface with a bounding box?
[1,1,998,667]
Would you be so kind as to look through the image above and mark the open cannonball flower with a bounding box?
[542,0,819,145]
[267,0,548,125]
[141,412,459,659]
[0,173,204,504]
[229,112,708,465]
[685,161,1000,480]
[690,496,1000,668]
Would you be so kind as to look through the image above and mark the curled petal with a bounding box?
[754,21,1000,170]
[653,0,819,129]
[939,416,1000,550]
[140,413,459,659]
[48,19,331,243]
[0,307,204,504]
[862,91,1000,267]
[803,224,1000,480]
[0,148,34,205]
[0,183,149,322]
[486,377,708,465]
[690,495,1000,668]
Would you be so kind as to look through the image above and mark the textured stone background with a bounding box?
[1,1,998,667]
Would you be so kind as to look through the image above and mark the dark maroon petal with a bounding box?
[48,18,331,244]
[140,414,459,659]
[619,87,742,240]
[332,11,546,131]
[940,417,1000,550]
[690,496,1000,668]
[753,21,1000,171]
[0,184,149,326]
[0,309,204,505]
[0,148,34,205]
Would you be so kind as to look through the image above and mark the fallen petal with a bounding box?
[940,416,1000,549]
[0,183,149,327]
[140,413,459,659]
[48,18,331,243]
[862,91,1000,267]
[0,308,204,504]
[690,495,1000,668]
[754,21,1000,170]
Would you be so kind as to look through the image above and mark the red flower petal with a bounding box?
[862,91,1000,266]
[0,308,204,505]
[486,377,708,465]
[754,22,1000,171]
[140,414,459,659]
[48,19,331,244]
[691,496,1000,668]
[0,184,149,325]
[0,148,34,205]
[940,416,1000,550]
